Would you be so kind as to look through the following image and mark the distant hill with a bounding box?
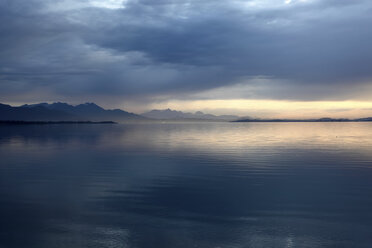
[142,108,239,121]
[0,102,144,122]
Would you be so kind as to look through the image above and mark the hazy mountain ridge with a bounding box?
[142,108,240,121]
[1,102,144,122]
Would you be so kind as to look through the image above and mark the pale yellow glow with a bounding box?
[141,99,372,118]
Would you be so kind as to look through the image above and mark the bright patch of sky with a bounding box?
[90,0,127,9]
[236,0,311,9]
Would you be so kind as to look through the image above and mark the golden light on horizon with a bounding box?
[144,99,372,119]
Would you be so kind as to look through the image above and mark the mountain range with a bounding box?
[3,102,372,123]
[0,102,242,122]
[0,102,144,122]
[142,109,240,121]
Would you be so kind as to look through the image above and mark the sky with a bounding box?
[1,0,372,118]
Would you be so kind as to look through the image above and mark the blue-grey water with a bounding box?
[1,122,372,248]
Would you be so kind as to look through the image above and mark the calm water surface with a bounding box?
[1,122,372,248]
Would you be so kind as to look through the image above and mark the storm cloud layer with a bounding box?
[1,0,372,104]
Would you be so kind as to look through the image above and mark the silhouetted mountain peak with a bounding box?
[82,102,100,107]
[163,108,181,114]
[0,103,11,107]
[75,102,105,113]
[50,102,71,107]
[22,102,48,108]
[77,102,103,108]
[0,103,12,110]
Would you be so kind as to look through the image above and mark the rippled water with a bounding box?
[1,122,372,248]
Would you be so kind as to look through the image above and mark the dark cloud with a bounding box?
[1,0,372,104]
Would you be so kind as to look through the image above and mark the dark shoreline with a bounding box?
[0,120,117,125]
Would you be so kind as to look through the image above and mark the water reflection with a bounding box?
[1,123,372,247]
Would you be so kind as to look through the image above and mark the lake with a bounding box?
[1,122,372,248]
